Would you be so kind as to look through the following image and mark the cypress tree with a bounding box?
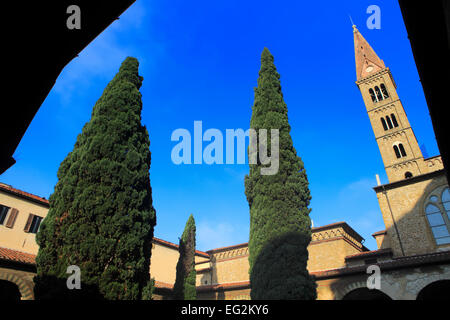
[173,214,197,300]
[244,48,317,300]
[34,57,156,300]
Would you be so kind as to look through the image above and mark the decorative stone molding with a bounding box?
[212,247,249,261]
[425,156,443,169]
[392,160,416,171]
[311,227,363,249]
[382,131,405,142]
[373,104,395,114]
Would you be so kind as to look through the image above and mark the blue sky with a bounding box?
[1,0,439,251]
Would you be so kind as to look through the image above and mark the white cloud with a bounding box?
[197,220,247,252]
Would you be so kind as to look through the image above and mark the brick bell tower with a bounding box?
[353,25,428,183]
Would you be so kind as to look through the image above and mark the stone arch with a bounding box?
[416,279,450,300]
[334,280,366,300]
[342,287,392,300]
[0,271,34,300]
[334,280,394,300]
[411,273,450,299]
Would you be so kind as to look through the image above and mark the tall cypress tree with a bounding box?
[173,214,197,300]
[245,48,316,300]
[34,57,156,300]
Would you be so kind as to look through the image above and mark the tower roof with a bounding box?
[353,25,386,80]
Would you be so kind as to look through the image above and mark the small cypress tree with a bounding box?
[34,57,156,300]
[173,214,197,300]
[245,48,317,300]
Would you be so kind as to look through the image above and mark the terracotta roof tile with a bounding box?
[345,248,392,260]
[0,183,49,206]
[154,280,174,290]
[353,25,386,80]
[0,246,36,265]
[152,237,210,258]
[206,242,248,254]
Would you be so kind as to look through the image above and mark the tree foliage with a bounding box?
[245,48,317,300]
[173,214,197,300]
[34,57,156,300]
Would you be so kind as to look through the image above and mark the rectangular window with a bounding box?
[0,204,10,225]
[29,215,43,234]
[24,214,43,234]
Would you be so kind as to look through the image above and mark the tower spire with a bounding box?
[349,15,355,28]
[353,26,386,80]
[353,27,431,183]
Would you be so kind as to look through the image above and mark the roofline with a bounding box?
[372,230,387,237]
[373,169,445,192]
[206,242,248,254]
[152,237,210,258]
[424,155,442,161]
[312,221,365,243]
[206,222,366,253]
[156,250,450,293]
[0,246,37,266]
[0,183,49,207]
[313,250,450,280]
[345,248,393,261]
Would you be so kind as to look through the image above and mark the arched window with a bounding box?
[391,113,399,127]
[393,142,407,158]
[375,86,383,101]
[369,88,377,103]
[381,118,388,131]
[405,171,413,179]
[424,187,450,245]
[386,116,394,129]
[380,84,389,99]
[399,143,407,157]
[393,145,401,158]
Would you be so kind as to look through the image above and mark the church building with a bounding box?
[0,26,449,300]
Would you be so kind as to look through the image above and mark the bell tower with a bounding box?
[353,25,428,183]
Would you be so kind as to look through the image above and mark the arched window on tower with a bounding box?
[391,113,399,127]
[380,84,389,99]
[393,145,401,158]
[386,116,394,129]
[393,142,407,159]
[375,86,383,101]
[399,143,407,157]
[369,88,377,103]
[381,117,388,131]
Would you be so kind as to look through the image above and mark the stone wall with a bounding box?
[375,172,449,257]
